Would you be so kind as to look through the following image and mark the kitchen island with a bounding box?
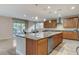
[26,32,63,55]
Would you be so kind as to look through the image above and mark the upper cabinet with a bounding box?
[63,16,79,28]
[44,20,57,28]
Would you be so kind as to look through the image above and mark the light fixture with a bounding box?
[44,18,46,21]
[71,6,75,10]
[48,6,51,9]
[49,20,51,23]
[35,16,38,20]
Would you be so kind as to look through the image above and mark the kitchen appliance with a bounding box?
[48,36,53,54]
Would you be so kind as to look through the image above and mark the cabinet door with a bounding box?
[44,20,57,28]
[26,38,38,55]
[53,33,62,48]
[37,38,48,55]
[63,32,78,40]
[26,38,33,55]
[32,40,38,55]
[63,19,77,28]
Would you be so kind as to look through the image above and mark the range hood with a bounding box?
[57,17,62,24]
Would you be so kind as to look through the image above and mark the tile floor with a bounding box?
[0,39,16,55]
[50,39,79,55]
[0,48,16,55]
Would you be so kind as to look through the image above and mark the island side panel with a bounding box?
[26,38,38,55]
[26,38,33,55]
[32,40,38,54]
[37,38,48,55]
[26,38,48,55]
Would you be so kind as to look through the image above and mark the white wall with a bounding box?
[0,16,13,40]
[0,16,13,50]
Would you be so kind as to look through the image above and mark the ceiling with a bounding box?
[0,4,79,22]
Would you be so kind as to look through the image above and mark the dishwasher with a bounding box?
[48,36,54,54]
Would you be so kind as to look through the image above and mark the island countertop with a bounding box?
[16,32,62,40]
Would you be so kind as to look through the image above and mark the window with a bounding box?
[13,19,26,35]
[36,23,43,29]
[28,22,43,32]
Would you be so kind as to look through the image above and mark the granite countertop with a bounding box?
[40,28,78,32]
[26,32,61,40]
[16,29,79,40]
[16,32,62,40]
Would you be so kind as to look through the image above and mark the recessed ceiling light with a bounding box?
[49,20,51,23]
[48,6,51,9]
[71,6,75,10]
[24,14,26,17]
[44,18,46,21]
[35,16,38,20]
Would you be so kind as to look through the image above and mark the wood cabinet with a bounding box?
[53,33,63,48]
[37,38,48,55]
[63,18,78,28]
[26,38,36,54]
[26,33,63,55]
[44,20,57,28]
[26,38,48,55]
[63,32,78,40]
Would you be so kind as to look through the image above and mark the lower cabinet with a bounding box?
[37,38,48,55]
[63,32,78,40]
[26,38,34,54]
[52,33,63,48]
[26,38,48,55]
[26,33,63,55]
